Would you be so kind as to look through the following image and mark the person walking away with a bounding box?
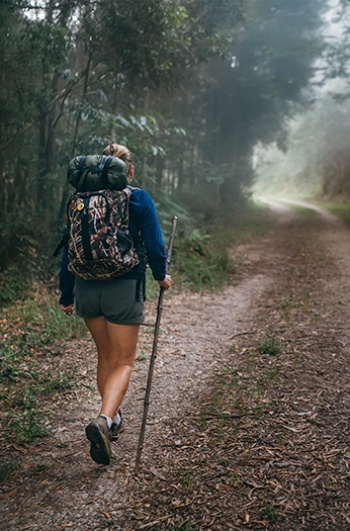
[59,142,172,465]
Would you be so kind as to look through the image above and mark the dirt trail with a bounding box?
[2,201,350,530]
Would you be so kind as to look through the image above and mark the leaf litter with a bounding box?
[1,203,350,529]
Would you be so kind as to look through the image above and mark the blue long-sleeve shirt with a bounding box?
[59,188,167,306]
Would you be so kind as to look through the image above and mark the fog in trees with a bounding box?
[254,0,350,200]
[0,0,347,270]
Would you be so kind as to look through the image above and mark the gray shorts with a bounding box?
[75,278,144,324]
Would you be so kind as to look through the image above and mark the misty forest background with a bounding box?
[1,0,350,296]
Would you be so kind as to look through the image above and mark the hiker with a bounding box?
[59,142,172,465]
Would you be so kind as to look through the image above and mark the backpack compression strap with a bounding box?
[100,156,113,189]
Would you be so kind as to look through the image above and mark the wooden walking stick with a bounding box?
[135,215,178,474]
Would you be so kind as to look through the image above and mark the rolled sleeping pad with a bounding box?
[67,154,128,191]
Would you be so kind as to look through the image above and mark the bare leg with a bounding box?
[84,317,140,419]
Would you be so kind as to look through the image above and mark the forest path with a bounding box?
[2,201,350,530]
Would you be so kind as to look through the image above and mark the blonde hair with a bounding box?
[103,143,132,171]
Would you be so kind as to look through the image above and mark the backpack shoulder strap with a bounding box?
[53,226,69,257]
[124,185,134,198]
[126,185,140,193]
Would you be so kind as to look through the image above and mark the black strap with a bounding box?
[75,156,87,192]
[53,238,65,258]
[135,277,146,302]
[100,155,113,188]
[81,196,93,260]
[53,226,69,257]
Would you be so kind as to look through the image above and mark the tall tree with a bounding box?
[173,0,326,209]
[0,0,328,269]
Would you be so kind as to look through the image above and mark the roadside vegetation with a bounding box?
[321,200,350,226]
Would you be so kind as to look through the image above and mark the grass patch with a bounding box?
[314,199,350,225]
[257,334,281,355]
[2,290,86,345]
[0,344,77,444]
[261,505,280,522]
[215,202,275,247]
[153,202,274,294]
[0,266,33,307]
[180,470,194,491]
[287,204,319,220]
[172,229,234,291]
[148,201,275,294]
[145,268,163,299]
[0,457,18,484]
[13,409,50,444]
[0,278,82,446]
[0,340,77,431]
[136,351,147,362]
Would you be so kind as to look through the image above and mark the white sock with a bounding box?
[113,412,122,426]
[100,414,113,429]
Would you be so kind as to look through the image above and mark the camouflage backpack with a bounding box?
[60,154,140,280]
[66,187,140,280]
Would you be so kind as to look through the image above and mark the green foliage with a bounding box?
[261,505,280,522]
[213,202,275,246]
[0,322,78,446]
[0,341,77,399]
[0,267,32,307]
[22,295,86,344]
[0,344,20,384]
[1,286,86,343]
[0,0,329,270]
[173,229,234,291]
[254,93,350,199]
[0,457,18,484]
[12,409,50,444]
[148,202,274,294]
[136,351,147,362]
[180,469,194,491]
[145,268,162,300]
[257,334,281,355]
[96,0,192,90]
[323,201,350,225]
[0,271,84,445]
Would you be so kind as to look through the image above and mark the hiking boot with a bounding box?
[85,416,111,465]
[110,410,124,442]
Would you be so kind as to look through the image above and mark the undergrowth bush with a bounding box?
[0,279,85,453]
[173,229,234,291]
[0,266,33,307]
[324,201,350,225]
[1,284,86,345]
[0,335,78,452]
